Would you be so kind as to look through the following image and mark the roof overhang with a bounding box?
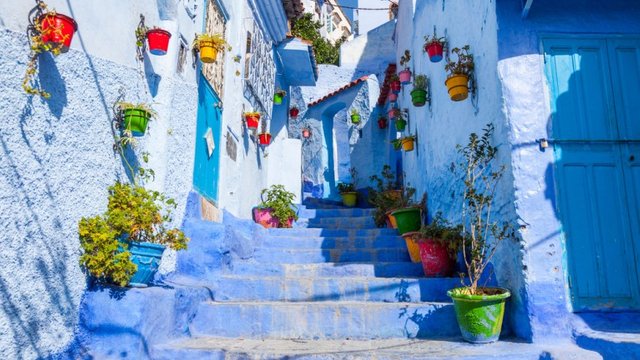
[276,38,318,86]
[522,0,534,18]
[249,0,289,44]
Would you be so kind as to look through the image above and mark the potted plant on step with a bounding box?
[424,31,446,63]
[258,117,271,146]
[401,135,416,152]
[368,165,401,227]
[411,74,429,107]
[274,89,286,105]
[350,109,361,124]
[146,27,172,55]
[290,106,300,118]
[79,182,189,287]
[378,116,388,129]
[253,185,298,228]
[447,124,513,344]
[445,45,474,102]
[193,33,229,63]
[398,50,412,84]
[390,74,401,94]
[391,187,425,236]
[117,101,158,136]
[405,213,462,275]
[244,111,261,130]
[338,167,358,207]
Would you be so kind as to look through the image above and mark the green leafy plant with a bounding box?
[414,74,428,91]
[114,101,158,150]
[275,89,286,97]
[453,124,515,295]
[79,182,188,286]
[337,182,356,193]
[412,212,463,255]
[399,49,411,68]
[291,13,343,65]
[350,108,359,116]
[424,30,446,47]
[391,138,402,150]
[445,45,474,78]
[259,185,298,228]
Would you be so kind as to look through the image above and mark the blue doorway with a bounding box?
[193,75,222,203]
[544,36,640,310]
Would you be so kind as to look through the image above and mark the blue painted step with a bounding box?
[213,275,459,302]
[189,301,458,339]
[252,247,411,263]
[298,207,376,219]
[229,262,426,278]
[297,216,378,229]
[268,228,398,237]
[261,235,405,249]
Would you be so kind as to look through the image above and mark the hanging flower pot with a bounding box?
[448,287,511,343]
[378,117,388,129]
[391,139,402,151]
[445,74,470,102]
[411,89,428,107]
[146,28,172,55]
[425,41,444,62]
[302,128,312,139]
[391,207,422,235]
[388,107,398,120]
[401,232,422,263]
[398,69,412,84]
[39,13,78,53]
[122,108,151,136]
[388,92,398,103]
[395,119,407,132]
[244,112,260,130]
[274,90,286,105]
[193,34,228,63]
[290,107,300,118]
[350,110,361,124]
[445,46,474,102]
[390,79,401,94]
[258,133,272,146]
[401,136,415,152]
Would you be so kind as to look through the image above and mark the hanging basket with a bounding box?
[402,137,415,151]
[425,41,444,63]
[411,89,428,107]
[146,28,172,55]
[258,133,272,145]
[445,74,470,101]
[351,114,361,124]
[388,92,398,103]
[245,113,260,130]
[39,13,78,53]
[290,108,300,118]
[378,118,388,129]
[390,80,401,94]
[123,108,151,136]
[198,40,218,63]
[398,69,412,84]
[395,119,407,132]
[274,93,285,105]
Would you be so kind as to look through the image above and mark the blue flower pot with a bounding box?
[119,241,166,287]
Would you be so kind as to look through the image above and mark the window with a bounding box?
[202,0,226,97]
[176,35,188,74]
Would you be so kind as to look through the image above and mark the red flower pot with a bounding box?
[399,69,412,84]
[390,80,401,94]
[39,13,77,53]
[388,108,398,119]
[302,129,311,139]
[146,28,172,55]
[245,114,260,130]
[418,239,454,277]
[425,41,444,63]
[388,92,398,103]
[290,108,300,118]
[258,133,272,145]
[253,208,293,228]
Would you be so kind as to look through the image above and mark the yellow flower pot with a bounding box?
[402,138,415,152]
[402,233,422,263]
[341,192,357,207]
[386,210,398,229]
[199,41,218,63]
[445,74,469,101]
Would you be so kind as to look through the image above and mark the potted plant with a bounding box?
[424,31,446,63]
[389,74,401,94]
[368,165,401,228]
[258,118,271,146]
[274,89,287,105]
[378,116,388,129]
[337,182,357,207]
[253,185,298,228]
[290,106,300,118]
[395,111,407,132]
[146,27,172,55]
[350,109,361,124]
[401,135,416,152]
[301,125,312,139]
[411,74,429,107]
[244,111,260,130]
[405,213,462,276]
[388,92,398,103]
[388,106,399,120]
[444,45,474,102]
[398,50,412,84]
[117,102,158,136]
[193,33,229,63]
[78,182,189,287]
[39,11,77,53]
[392,138,402,151]
[391,188,425,236]
[447,124,513,343]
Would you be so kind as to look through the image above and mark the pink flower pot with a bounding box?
[388,93,398,103]
[252,208,293,228]
[399,69,412,84]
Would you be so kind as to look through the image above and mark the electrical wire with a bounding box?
[328,0,396,11]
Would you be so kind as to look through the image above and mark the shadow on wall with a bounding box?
[38,53,67,119]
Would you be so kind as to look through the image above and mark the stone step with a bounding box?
[229,262,426,278]
[268,228,398,237]
[297,216,377,229]
[252,247,411,263]
[297,207,376,219]
[261,235,405,250]
[189,301,458,340]
[151,338,603,360]
[213,275,458,302]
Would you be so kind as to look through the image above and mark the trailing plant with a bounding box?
[445,45,474,78]
[291,13,343,65]
[259,185,298,228]
[414,75,428,91]
[399,49,411,69]
[453,123,515,295]
[114,101,158,150]
[412,212,463,255]
[78,181,189,286]
[134,14,148,62]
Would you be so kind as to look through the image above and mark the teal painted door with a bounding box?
[544,37,640,310]
[193,75,222,203]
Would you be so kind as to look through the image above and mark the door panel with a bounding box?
[193,75,222,202]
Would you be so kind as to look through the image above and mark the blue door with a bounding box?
[544,37,640,310]
[193,75,222,203]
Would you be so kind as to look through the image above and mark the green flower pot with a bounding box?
[391,207,421,234]
[395,119,407,131]
[123,108,150,136]
[351,114,361,124]
[411,89,428,107]
[341,192,357,207]
[274,93,284,105]
[447,287,511,344]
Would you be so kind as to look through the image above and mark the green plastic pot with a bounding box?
[341,192,357,207]
[411,89,428,107]
[123,108,151,136]
[274,93,284,105]
[448,287,511,343]
[351,114,361,124]
[395,119,407,131]
[391,207,421,234]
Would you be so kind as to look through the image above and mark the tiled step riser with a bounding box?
[268,228,399,237]
[262,236,405,250]
[229,262,426,278]
[253,248,411,263]
[214,277,458,302]
[190,303,458,339]
[297,208,375,219]
[299,217,378,229]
